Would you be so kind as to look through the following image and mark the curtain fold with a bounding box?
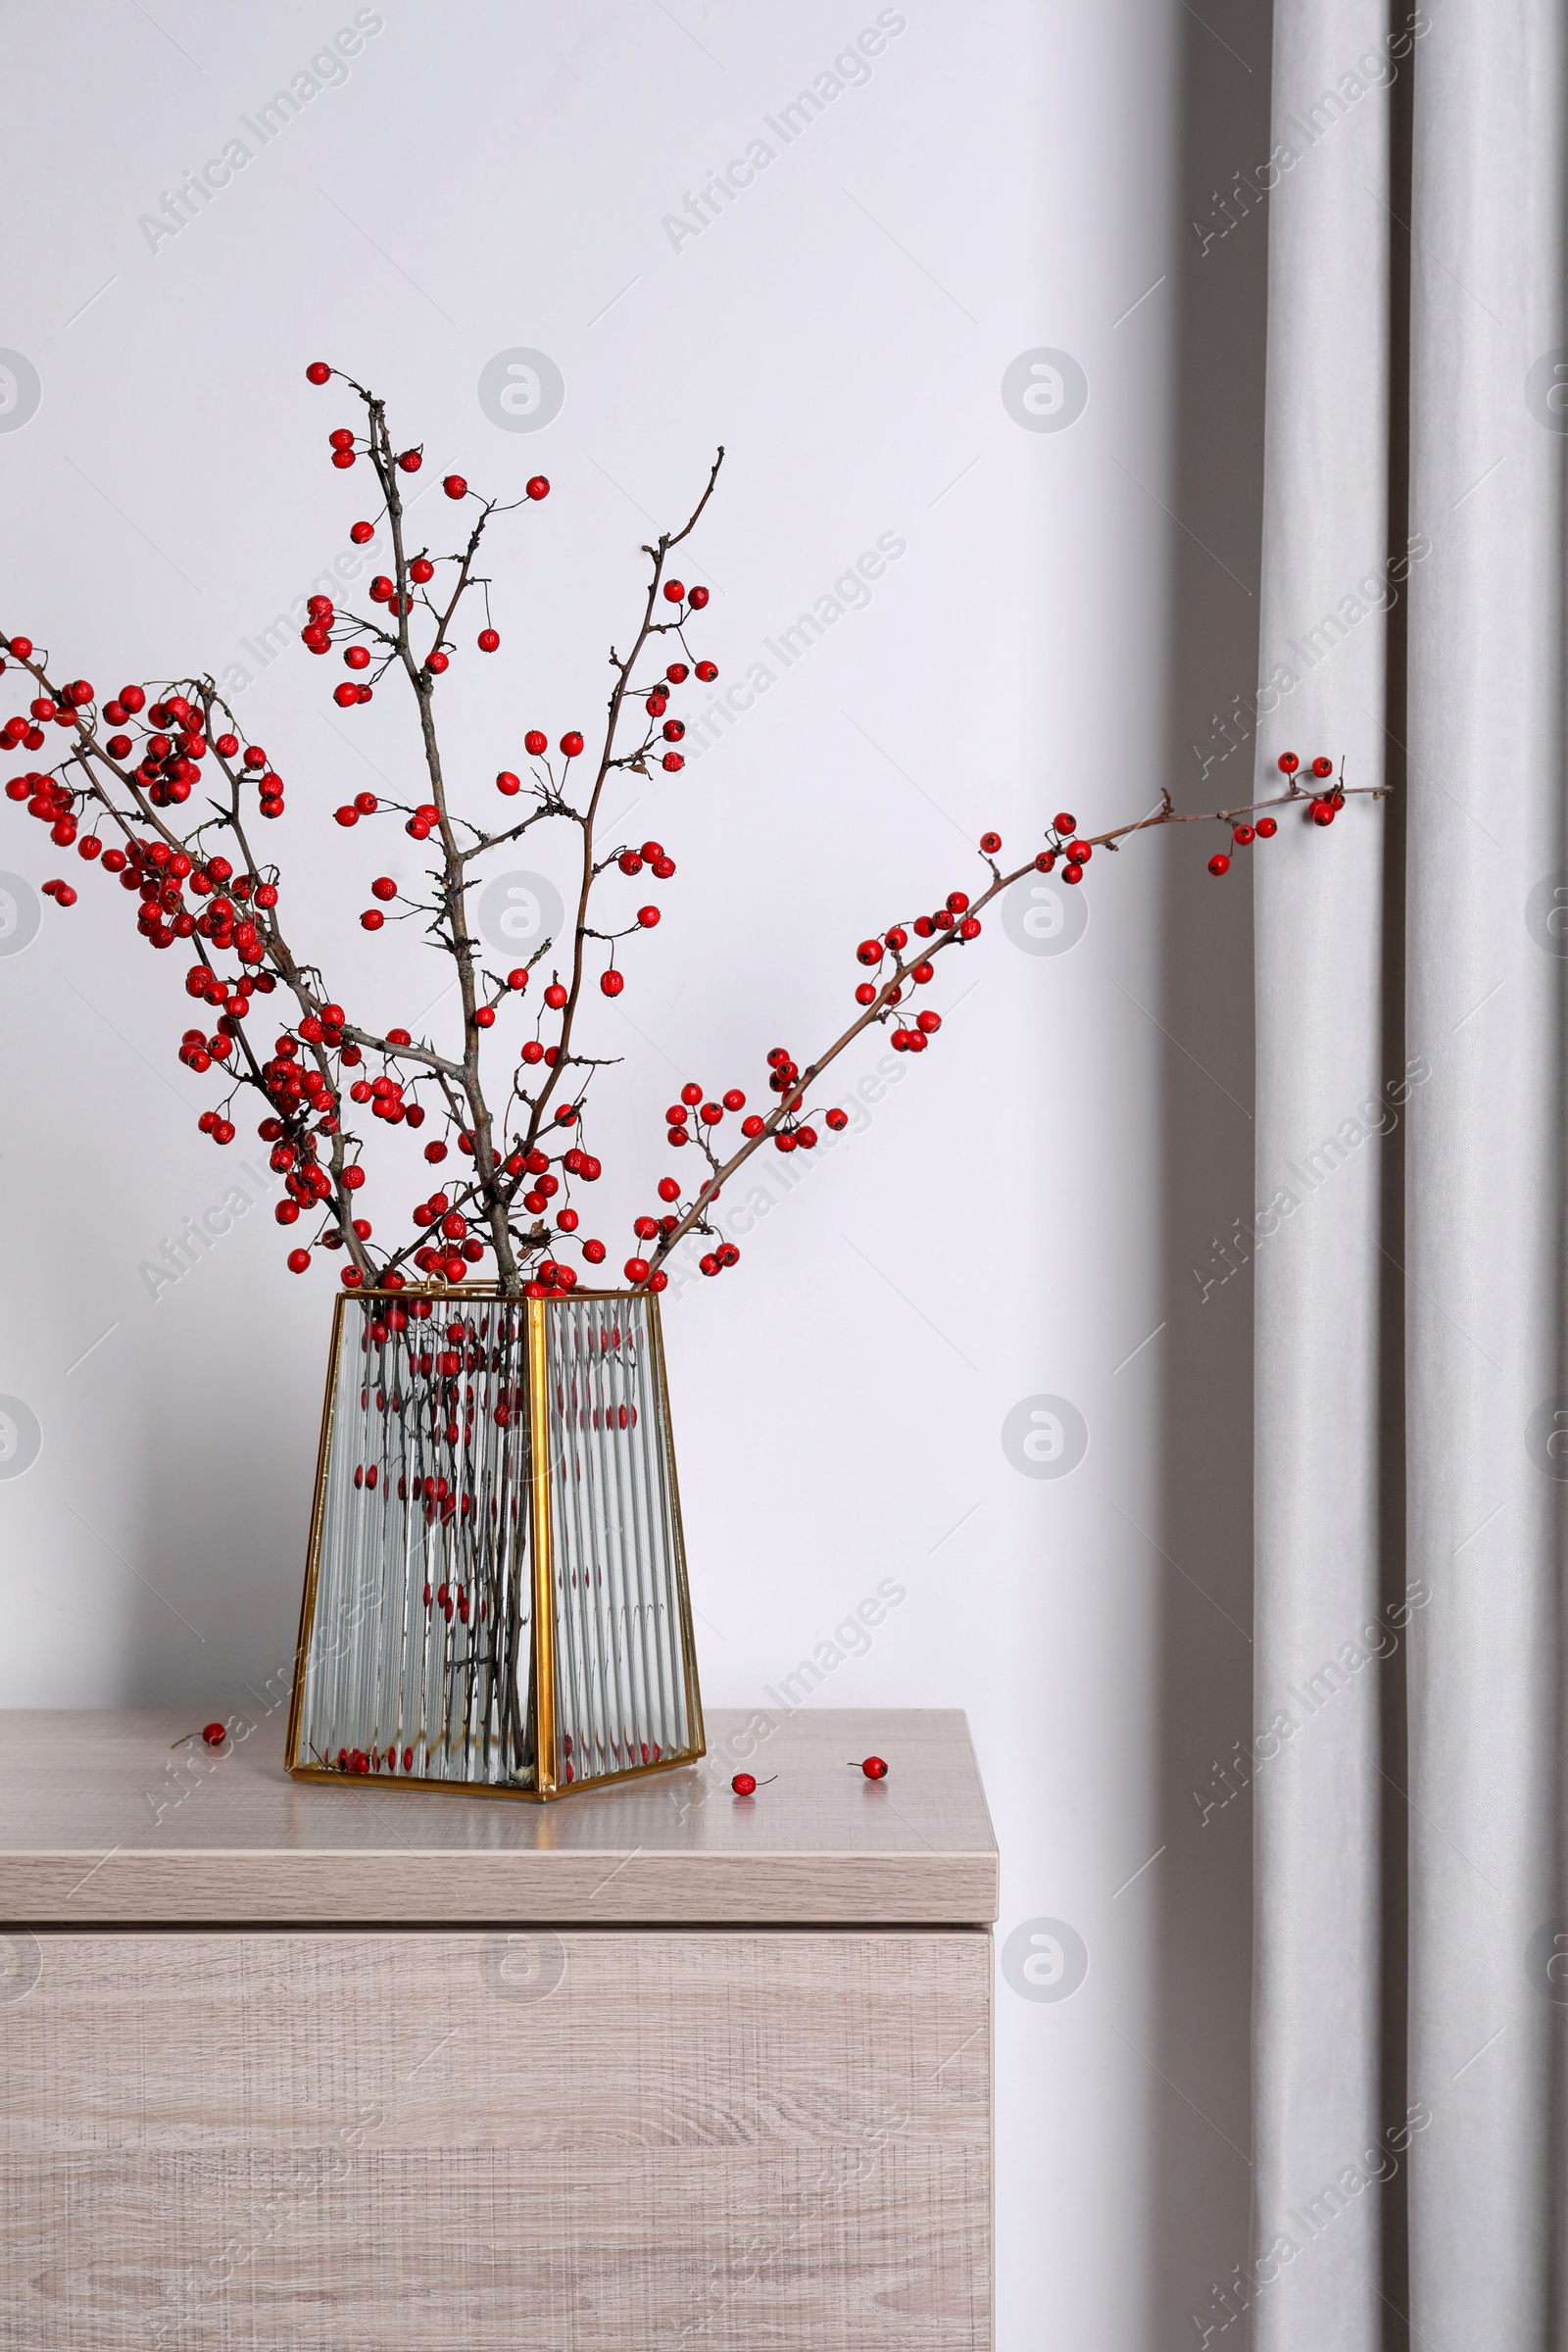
[1252,3,1567,2345]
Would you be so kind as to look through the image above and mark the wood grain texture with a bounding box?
[1,1928,993,2351]
[0,1708,998,1925]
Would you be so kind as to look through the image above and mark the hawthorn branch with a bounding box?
[645,772,1381,1276]
[517,448,724,1162]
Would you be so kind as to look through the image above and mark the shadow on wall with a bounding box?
[1149,0,1272,2339]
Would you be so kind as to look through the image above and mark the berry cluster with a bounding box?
[1206,753,1338,875]
[0,364,1380,1304]
[302,393,549,704]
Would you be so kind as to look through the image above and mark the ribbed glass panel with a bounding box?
[545,1294,698,1786]
[291,1289,701,1796]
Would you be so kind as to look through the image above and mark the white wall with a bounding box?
[0,2,1273,2341]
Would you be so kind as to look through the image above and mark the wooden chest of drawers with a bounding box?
[0,1706,997,2350]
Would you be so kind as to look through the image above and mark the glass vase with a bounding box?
[285,1286,704,1797]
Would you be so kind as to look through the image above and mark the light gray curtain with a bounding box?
[1251,3,1566,2347]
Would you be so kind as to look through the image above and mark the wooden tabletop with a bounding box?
[0,1707,997,1926]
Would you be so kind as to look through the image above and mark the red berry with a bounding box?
[495,769,521,797]
[361,909,385,930]
[524,730,548,756]
[1208,853,1231,876]
[741,1115,764,1138]
[287,1247,311,1273]
[1311,757,1334,778]
[443,473,467,499]
[1054,810,1076,833]
[306,362,331,384]
[662,580,685,604]
[507,968,528,990]
[732,1772,757,1795]
[545,982,567,1009]
[722,1088,745,1111]
[397,449,422,472]
[857,939,884,967]
[331,449,356,470]
[478,628,500,653]
[625,1255,651,1283]
[825,1107,848,1131]
[560,732,584,758]
[859,1755,888,1781]
[688,586,710,609]
[855,983,877,1005]
[409,557,434,582]
[1311,800,1335,826]
[636,906,660,929]
[1233,824,1254,846]
[680,1082,703,1106]
[525,476,549,500]
[658,1177,680,1202]
[695,661,718,682]
[662,752,684,772]
[1277,752,1299,774]
[201,1721,227,1747]
[1256,817,1278,839]
[350,520,374,545]
[601,969,625,997]
[333,683,359,709]
[1062,861,1083,885]
[583,1239,606,1264]
[427,651,449,674]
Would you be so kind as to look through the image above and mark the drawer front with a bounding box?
[1,1928,992,2351]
